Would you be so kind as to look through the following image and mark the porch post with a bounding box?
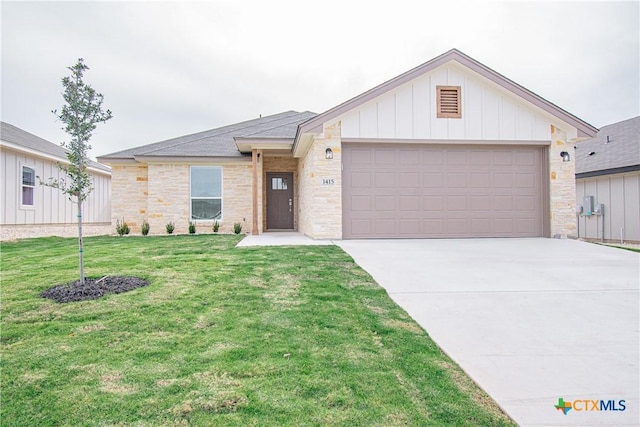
[252,149,258,235]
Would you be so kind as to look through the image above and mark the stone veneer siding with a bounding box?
[110,162,254,235]
[549,125,577,238]
[1,223,112,241]
[110,164,148,233]
[297,122,342,239]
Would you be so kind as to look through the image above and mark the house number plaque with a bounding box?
[322,178,335,185]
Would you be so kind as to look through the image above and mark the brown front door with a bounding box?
[266,172,294,229]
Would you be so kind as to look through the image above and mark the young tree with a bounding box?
[43,58,112,286]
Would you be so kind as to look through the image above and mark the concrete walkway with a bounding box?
[336,238,639,427]
[236,231,333,247]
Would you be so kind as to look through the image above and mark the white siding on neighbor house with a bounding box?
[340,62,564,142]
[576,172,640,242]
[0,147,111,225]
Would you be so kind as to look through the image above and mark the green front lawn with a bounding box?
[1,235,513,426]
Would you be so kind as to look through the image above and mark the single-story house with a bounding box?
[575,116,639,242]
[1,121,112,240]
[98,49,597,239]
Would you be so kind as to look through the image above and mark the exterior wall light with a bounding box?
[325,148,333,159]
[560,151,571,162]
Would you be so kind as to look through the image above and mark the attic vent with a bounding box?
[436,85,461,118]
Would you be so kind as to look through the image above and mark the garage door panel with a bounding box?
[374,219,396,234]
[399,195,420,211]
[469,196,491,211]
[423,151,444,165]
[493,196,514,211]
[493,218,515,233]
[516,151,536,165]
[351,172,371,187]
[424,173,444,187]
[447,218,469,234]
[447,196,467,211]
[400,218,421,234]
[399,150,420,164]
[470,150,492,165]
[400,172,420,188]
[493,151,514,165]
[446,151,468,165]
[423,196,445,211]
[375,150,396,165]
[351,195,371,211]
[516,219,536,233]
[375,195,395,211]
[515,196,536,211]
[516,173,535,188]
[471,173,491,188]
[471,218,491,234]
[447,173,467,187]
[375,172,396,188]
[351,149,372,165]
[493,173,514,187]
[343,143,544,238]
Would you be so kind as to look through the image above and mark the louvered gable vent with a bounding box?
[437,85,461,118]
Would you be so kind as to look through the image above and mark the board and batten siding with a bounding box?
[576,172,640,242]
[0,147,111,225]
[340,62,563,142]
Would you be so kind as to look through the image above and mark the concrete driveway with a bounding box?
[336,238,639,427]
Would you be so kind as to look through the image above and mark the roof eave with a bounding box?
[234,137,294,153]
[133,155,251,164]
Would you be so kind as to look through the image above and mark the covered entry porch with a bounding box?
[235,138,299,235]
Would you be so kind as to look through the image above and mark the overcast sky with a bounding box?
[2,1,638,160]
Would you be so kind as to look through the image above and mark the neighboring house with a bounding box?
[1,122,112,240]
[98,49,597,239]
[575,116,640,242]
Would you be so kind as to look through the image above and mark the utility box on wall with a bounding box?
[583,196,594,216]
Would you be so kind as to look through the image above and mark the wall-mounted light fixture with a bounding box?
[325,148,333,159]
[560,151,571,162]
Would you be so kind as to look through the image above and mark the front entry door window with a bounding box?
[266,172,294,229]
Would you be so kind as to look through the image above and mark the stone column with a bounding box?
[549,125,577,238]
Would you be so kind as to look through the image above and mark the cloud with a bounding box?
[1,1,638,159]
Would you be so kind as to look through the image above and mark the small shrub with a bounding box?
[188,221,196,234]
[233,222,242,235]
[141,219,150,236]
[116,218,130,236]
[213,220,220,233]
[166,221,175,234]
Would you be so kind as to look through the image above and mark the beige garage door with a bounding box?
[342,143,546,239]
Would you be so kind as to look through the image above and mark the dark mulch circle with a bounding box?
[41,276,150,303]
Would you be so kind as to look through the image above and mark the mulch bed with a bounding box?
[41,276,149,303]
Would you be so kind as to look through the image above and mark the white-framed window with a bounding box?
[190,166,222,220]
[21,165,36,208]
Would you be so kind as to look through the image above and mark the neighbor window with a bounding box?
[436,85,462,118]
[21,166,35,207]
[190,166,222,220]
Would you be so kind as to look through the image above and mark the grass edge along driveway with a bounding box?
[1,235,514,426]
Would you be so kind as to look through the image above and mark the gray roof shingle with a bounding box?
[575,116,640,175]
[99,111,317,160]
[1,121,110,172]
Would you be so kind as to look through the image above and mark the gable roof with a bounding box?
[575,116,640,178]
[0,121,111,173]
[99,111,316,162]
[294,48,598,154]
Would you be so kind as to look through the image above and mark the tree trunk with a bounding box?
[78,199,84,286]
